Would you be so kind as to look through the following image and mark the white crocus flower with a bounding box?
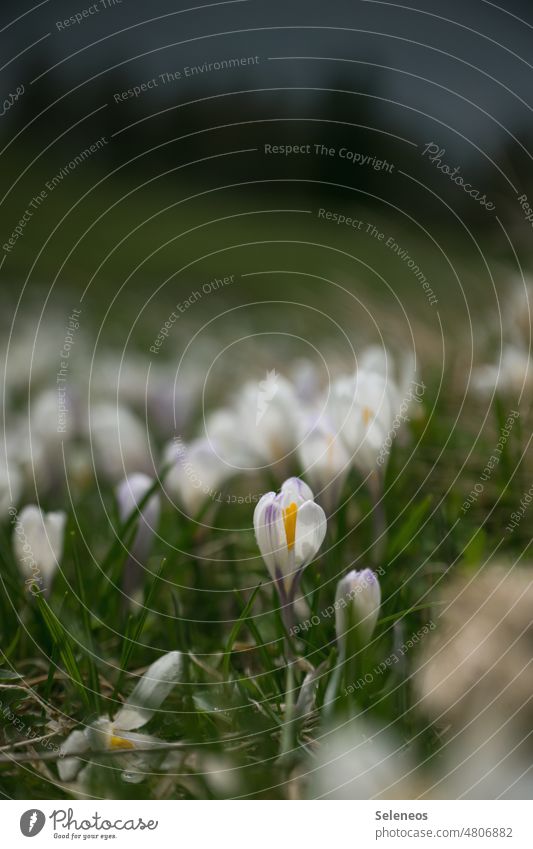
[328,369,399,477]
[12,505,66,592]
[3,318,73,394]
[204,407,257,468]
[235,375,300,466]
[289,358,322,403]
[335,569,381,654]
[7,418,59,495]
[254,478,326,624]
[471,344,533,397]
[32,387,80,445]
[297,415,351,514]
[13,388,83,493]
[88,403,151,482]
[358,345,391,377]
[148,366,198,437]
[359,346,423,424]
[163,437,231,515]
[58,651,182,786]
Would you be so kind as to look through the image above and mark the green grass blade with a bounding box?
[36,594,89,709]
[222,583,262,680]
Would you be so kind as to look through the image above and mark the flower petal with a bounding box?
[280,476,314,506]
[297,425,350,511]
[253,492,289,580]
[85,716,113,749]
[119,733,168,783]
[236,375,299,463]
[114,651,183,731]
[57,729,89,782]
[335,569,381,651]
[293,500,327,568]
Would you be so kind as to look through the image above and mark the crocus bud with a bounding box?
[12,504,66,593]
[335,569,381,654]
[116,473,160,600]
[254,477,326,630]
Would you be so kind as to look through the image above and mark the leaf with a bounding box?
[234,589,280,688]
[377,601,446,626]
[235,676,282,727]
[192,688,233,720]
[295,660,328,718]
[71,532,101,712]
[0,669,22,680]
[112,558,166,704]
[222,584,262,680]
[36,594,89,708]
[2,630,21,662]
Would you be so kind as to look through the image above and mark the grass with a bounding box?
[0,372,529,799]
[0,154,529,798]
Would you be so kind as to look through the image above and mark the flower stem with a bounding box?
[368,471,387,565]
[280,659,295,759]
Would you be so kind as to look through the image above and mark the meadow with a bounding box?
[1,183,531,799]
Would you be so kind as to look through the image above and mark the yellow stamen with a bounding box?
[109,735,135,750]
[282,502,298,550]
[362,406,373,426]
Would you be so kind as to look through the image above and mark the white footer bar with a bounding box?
[6,800,531,848]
